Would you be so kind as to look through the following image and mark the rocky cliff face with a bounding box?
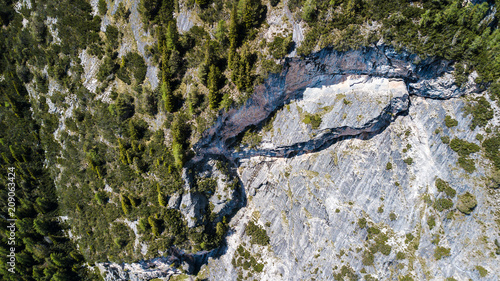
[98,44,498,280]
[194,45,474,158]
[195,46,499,281]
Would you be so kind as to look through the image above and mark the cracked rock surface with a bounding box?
[99,45,498,280]
[195,47,498,281]
[203,93,499,281]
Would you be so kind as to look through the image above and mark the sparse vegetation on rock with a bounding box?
[457,192,477,215]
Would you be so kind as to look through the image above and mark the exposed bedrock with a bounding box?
[194,44,477,160]
[99,45,490,280]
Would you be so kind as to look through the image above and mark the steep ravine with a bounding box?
[194,45,474,160]
[229,74,474,161]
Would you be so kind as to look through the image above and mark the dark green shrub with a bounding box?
[449,138,480,156]
[196,177,217,193]
[268,35,293,58]
[435,178,456,197]
[97,56,118,81]
[241,130,262,149]
[254,263,264,272]
[457,192,477,215]
[115,94,135,121]
[302,0,317,22]
[269,0,280,7]
[361,250,374,266]
[358,217,367,228]
[302,113,322,129]
[121,52,147,84]
[489,169,500,189]
[453,63,468,88]
[482,135,500,169]
[434,198,453,212]
[403,157,413,165]
[434,246,451,260]
[386,162,392,170]
[427,215,436,230]
[105,25,120,50]
[116,2,131,21]
[367,227,380,235]
[458,156,476,173]
[475,265,488,277]
[98,0,107,16]
[389,212,397,221]
[399,275,415,281]
[405,233,414,244]
[396,252,405,260]
[444,115,458,128]
[163,209,185,236]
[463,97,493,129]
[246,221,270,246]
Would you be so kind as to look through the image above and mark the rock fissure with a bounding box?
[194,45,474,162]
[231,94,410,160]
[230,80,472,161]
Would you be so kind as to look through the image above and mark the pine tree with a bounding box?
[148,216,161,236]
[139,0,161,22]
[172,141,185,168]
[128,195,140,207]
[208,64,221,109]
[165,21,179,53]
[50,253,68,267]
[98,0,107,16]
[121,195,131,215]
[228,5,238,68]
[161,81,174,112]
[196,0,210,6]
[216,222,225,238]
[242,0,253,32]
[158,192,167,206]
[215,20,228,46]
[128,119,139,140]
[243,59,252,91]
[232,46,254,92]
[118,139,127,165]
[157,184,167,206]
[199,40,214,85]
[158,0,175,23]
[187,86,200,115]
[160,36,175,113]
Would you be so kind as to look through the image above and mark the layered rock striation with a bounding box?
[99,45,498,280]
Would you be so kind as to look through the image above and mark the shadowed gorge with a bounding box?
[193,46,474,162]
